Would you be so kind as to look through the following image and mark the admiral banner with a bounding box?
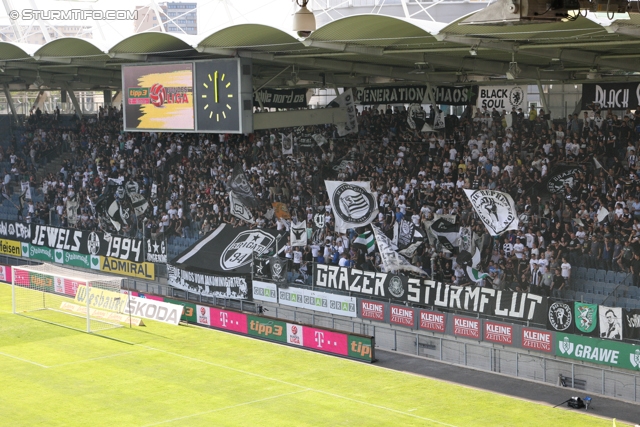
[99,257,155,280]
[167,264,250,300]
[476,85,527,111]
[253,88,309,109]
[173,224,282,274]
[354,85,478,106]
[278,286,357,317]
[556,333,640,370]
[581,82,640,110]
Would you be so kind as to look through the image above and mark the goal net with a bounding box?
[12,263,127,333]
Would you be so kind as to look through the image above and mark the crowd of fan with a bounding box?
[12,101,640,297]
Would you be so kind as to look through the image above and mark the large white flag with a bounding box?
[327,89,358,136]
[325,181,378,230]
[229,191,255,224]
[280,133,293,155]
[371,224,427,276]
[290,220,307,247]
[464,189,519,236]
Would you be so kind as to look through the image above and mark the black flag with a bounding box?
[230,164,258,208]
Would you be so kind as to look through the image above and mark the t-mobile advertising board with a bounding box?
[194,305,374,362]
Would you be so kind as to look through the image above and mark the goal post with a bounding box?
[11,263,127,333]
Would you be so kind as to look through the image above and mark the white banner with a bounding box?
[599,306,623,340]
[122,295,182,326]
[325,180,378,230]
[476,85,527,111]
[290,220,307,247]
[277,286,357,317]
[464,189,519,236]
[280,133,293,155]
[371,224,427,276]
[252,280,278,303]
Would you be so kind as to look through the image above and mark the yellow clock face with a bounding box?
[201,70,234,122]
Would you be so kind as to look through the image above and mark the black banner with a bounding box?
[581,82,640,110]
[355,85,478,106]
[173,224,283,274]
[253,88,308,109]
[167,264,251,300]
[314,265,546,323]
[624,309,640,340]
[541,166,582,195]
[546,299,575,334]
[145,238,167,263]
[0,220,167,264]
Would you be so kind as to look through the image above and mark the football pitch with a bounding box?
[0,284,628,427]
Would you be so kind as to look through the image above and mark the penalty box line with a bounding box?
[140,344,460,427]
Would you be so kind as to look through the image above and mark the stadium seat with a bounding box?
[575,291,586,302]
[586,268,596,281]
[583,294,595,304]
[624,275,634,286]
[602,283,616,295]
[595,269,606,282]
[616,271,627,284]
[583,281,595,294]
[615,286,629,299]
[576,267,587,281]
[594,284,605,295]
[605,271,616,283]
[592,294,607,305]
[574,281,586,292]
[564,290,576,300]
[628,286,640,298]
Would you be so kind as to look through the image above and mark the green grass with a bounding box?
[0,283,629,427]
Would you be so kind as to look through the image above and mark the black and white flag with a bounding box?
[124,181,148,217]
[230,164,258,208]
[269,256,288,284]
[371,224,427,276]
[290,220,307,247]
[280,133,293,155]
[253,256,272,280]
[599,305,623,340]
[327,89,358,136]
[325,180,378,230]
[311,208,326,243]
[312,133,328,147]
[431,218,460,252]
[434,110,445,129]
[229,191,255,224]
[20,182,31,201]
[464,189,519,236]
[66,196,79,226]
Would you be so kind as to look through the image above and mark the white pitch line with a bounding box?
[140,345,460,427]
[48,349,151,368]
[0,350,49,368]
[140,389,310,427]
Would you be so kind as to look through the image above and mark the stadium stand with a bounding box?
[2,101,640,308]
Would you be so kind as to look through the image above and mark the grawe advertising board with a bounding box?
[556,333,640,370]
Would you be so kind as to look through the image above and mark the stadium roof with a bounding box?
[1,13,640,91]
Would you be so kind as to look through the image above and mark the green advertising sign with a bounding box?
[574,302,598,334]
[556,333,640,371]
[348,335,375,362]
[164,298,197,323]
[247,315,287,343]
[62,251,91,269]
[26,244,54,262]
